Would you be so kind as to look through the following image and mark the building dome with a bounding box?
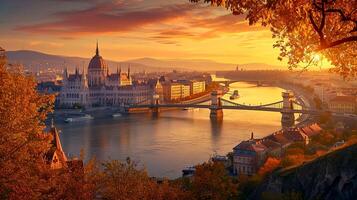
[88,42,108,71]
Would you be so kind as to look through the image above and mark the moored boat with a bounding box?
[112,113,122,118]
[182,166,196,177]
[64,114,93,123]
[183,108,200,111]
[229,90,240,100]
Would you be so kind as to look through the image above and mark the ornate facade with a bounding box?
[59,43,156,108]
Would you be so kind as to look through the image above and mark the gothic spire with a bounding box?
[82,61,85,75]
[96,40,99,56]
[63,67,68,79]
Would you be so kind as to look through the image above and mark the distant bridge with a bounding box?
[131,99,316,114]
[212,79,273,87]
[127,90,324,127]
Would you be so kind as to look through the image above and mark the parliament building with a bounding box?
[59,43,160,108]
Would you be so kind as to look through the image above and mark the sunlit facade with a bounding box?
[328,96,357,114]
[191,80,206,95]
[59,44,156,108]
[162,82,191,101]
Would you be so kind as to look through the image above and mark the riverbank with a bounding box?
[274,81,318,126]
[52,82,287,178]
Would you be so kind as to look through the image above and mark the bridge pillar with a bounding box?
[281,91,295,128]
[151,94,160,116]
[210,90,223,120]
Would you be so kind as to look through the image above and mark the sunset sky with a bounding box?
[0,0,287,67]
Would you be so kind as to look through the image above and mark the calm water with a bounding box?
[57,82,285,178]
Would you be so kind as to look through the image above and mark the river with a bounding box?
[56,82,288,178]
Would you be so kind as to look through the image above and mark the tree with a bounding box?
[191,161,239,200]
[97,159,189,200]
[0,55,55,198]
[42,158,100,199]
[258,157,281,176]
[190,0,357,77]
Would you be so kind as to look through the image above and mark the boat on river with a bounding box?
[112,113,122,118]
[64,114,93,123]
[183,108,200,111]
[182,166,196,177]
[229,90,240,100]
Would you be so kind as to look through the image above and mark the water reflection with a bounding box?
[57,82,287,178]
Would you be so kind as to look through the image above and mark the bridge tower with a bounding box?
[281,91,295,128]
[151,93,160,116]
[210,90,223,120]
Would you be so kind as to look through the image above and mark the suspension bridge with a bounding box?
[126,90,322,127]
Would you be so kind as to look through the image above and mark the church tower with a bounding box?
[46,119,68,169]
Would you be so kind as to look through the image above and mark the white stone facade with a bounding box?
[59,44,155,108]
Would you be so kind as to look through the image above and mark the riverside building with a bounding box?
[59,43,158,108]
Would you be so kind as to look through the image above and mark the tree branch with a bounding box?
[325,6,357,32]
[318,35,357,50]
[319,0,326,32]
[309,10,326,45]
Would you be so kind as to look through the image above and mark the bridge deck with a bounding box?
[130,104,321,114]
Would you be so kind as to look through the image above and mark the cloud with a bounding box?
[156,14,266,41]
[14,0,268,44]
[15,2,196,36]
[29,40,64,47]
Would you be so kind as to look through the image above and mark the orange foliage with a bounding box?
[258,157,281,176]
[0,62,55,198]
[192,161,238,200]
[97,159,190,200]
[191,0,357,77]
[0,62,97,199]
[281,154,305,168]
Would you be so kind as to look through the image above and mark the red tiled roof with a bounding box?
[300,123,321,137]
[260,139,281,150]
[283,128,307,142]
[233,140,267,153]
[266,132,291,146]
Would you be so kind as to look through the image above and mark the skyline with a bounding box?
[0,0,285,68]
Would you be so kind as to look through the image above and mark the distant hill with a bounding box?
[6,50,282,73]
[127,57,282,71]
[6,50,167,73]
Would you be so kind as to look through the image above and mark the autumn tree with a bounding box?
[191,0,357,77]
[42,158,100,200]
[258,157,281,176]
[0,48,100,199]
[97,159,190,200]
[191,161,239,200]
[0,49,55,199]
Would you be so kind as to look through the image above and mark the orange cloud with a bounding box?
[15,2,197,36]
